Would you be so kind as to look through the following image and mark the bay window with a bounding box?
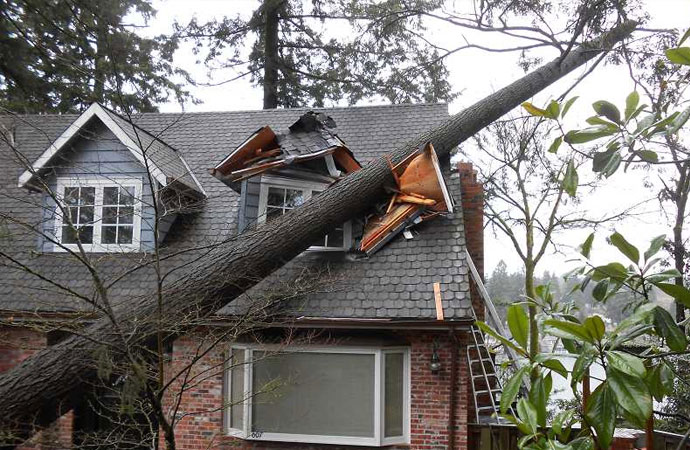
[224,346,409,446]
[54,177,142,252]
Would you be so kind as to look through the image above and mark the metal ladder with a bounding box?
[465,250,525,424]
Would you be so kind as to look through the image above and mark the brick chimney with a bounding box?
[457,162,484,320]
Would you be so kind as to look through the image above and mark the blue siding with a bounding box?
[39,118,169,252]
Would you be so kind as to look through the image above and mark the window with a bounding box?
[225,346,409,446]
[257,176,352,251]
[54,177,142,252]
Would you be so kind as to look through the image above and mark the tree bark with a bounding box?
[0,21,637,446]
[262,0,281,109]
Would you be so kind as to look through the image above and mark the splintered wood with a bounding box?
[433,282,445,320]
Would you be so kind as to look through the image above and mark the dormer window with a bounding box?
[257,176,352,251]
[54,177,142,252]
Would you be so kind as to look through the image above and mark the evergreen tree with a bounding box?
[0,0,192,113]
[177,0,454,109]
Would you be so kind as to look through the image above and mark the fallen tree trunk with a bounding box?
[0,21,637,445]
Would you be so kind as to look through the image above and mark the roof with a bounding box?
[17,103,204,195]
[0,103,474,321]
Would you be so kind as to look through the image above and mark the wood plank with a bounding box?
[433,282,444,321]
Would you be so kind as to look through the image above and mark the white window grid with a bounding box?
[53,177,143,253]
[257,176,352,251]
[223,344,410,447]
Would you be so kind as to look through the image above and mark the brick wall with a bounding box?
[165,328,470,450]
[457,162,484,321]
[0,325,73,450]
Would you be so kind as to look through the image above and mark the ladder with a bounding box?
[467,324,516,423]
[465,250,526,424]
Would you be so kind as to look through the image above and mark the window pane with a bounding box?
[79,206,94,223]
[68,207,78,224]
[284,189,304,207]
[119,206,134,224]
[121,186,135,205]
[265,207,282,222]
[328,226,344,248]
[230,350,245,430]
[118,226,133,245]
[64,187,79,206]
[101,226,117,244]
[310,235,327,247]
[384,353,405,437]
[102,206,118,224]
[103,187,119,205]
[62,226,78,244]
[80,187,95,205]
[252,352,375,437]
[267,187,285,207]
[78,226,93,244]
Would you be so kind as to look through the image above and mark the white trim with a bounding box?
[18,103,168,188]
[224,344,410,447]
[53,175,143,253]
[256,175,351,251]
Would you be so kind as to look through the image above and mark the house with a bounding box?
[0,102,490,449]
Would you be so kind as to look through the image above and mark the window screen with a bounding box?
[252,352,376,437]
[384,352,404,437]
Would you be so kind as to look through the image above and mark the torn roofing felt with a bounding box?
[210,111,361,191]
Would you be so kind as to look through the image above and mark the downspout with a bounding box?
[448,328,459,449]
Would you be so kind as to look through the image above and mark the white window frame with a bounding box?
[256,175,352,251]
[224,345,410,447]
[53,176,143,253]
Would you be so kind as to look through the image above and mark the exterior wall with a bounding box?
[0,326,73,449]
[165,329,470,450]
[38,117,167,252]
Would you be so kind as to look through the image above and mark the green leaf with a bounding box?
[606,350,645,377]
[593,100,622,124]
[580,233,595,259]
[569,437,594,450]
[583,315,606,341]
[592,148,622,177]
[609,232,640,264]
[475,321,526,356]
[653,306,688,351]
[501,365,529,413]
[562,160,578,197]
[516,398,538,434]
[625,92,640,121]
[586,116,619,128]
[522,101,548,117]
[572,347,597,382]
[552,409,576,438]
[646,269,680,284]
[644,235,666,262]
[529,374,549,427]
[646,363,674,401]
[635,150,659,163]
[666,47,690,65]
[615,303,656,334]
[544,319,593,343]
[667,105,690,135]
[539,357,568,378]
[561,96,579,118]
[635,114,657,135]
[507,304,529,350]
[592,262,628,281]
[607,367,652,427]
[545,100,560,119]
[655,283,690,308]
[592,280,609,302]
[585,383,617,450]
[548,136,563,154]
[565,126,616,144]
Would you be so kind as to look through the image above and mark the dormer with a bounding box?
[18,103,205,253]
[212,112,361,250]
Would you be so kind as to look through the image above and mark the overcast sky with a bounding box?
[144,0,690,276]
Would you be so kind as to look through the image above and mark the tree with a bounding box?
[178,0,454,109]
[0,22,638,444]
[0,0,192,113]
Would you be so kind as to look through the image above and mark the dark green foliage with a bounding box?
[176,0,454,108]
[0,0,192,113]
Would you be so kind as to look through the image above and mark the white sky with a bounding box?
[144,0,690,275]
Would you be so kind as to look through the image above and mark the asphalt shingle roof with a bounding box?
[0,103,473,320]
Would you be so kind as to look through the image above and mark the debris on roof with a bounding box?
[360,143,454,255]
[210,111,361,190]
